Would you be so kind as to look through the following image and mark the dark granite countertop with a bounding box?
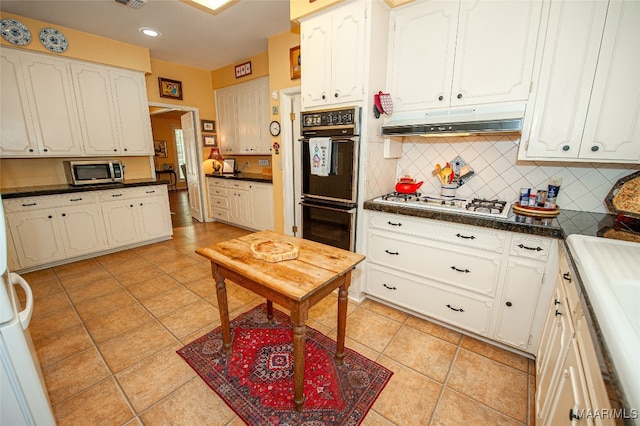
[205,173,272,183]
[363,199,615,239]
[0,178,169,199]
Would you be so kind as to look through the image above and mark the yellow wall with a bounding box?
[211,51,270,90]
[0,12,151,72]
[0,157,152,188]
[267,29,302,233]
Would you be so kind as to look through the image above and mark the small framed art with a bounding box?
[154,140,168,157]
[158,77,183,100]
[290,45,301,80]
[201,120,215,133]
[203,134,217,147]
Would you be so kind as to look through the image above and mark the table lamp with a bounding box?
[207,147,224,174]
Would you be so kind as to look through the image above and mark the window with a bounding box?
[173,126,186,180]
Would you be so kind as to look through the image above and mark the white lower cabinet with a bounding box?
[101,186,172,249]
[364,211,556,354]
[536,243,614,425]
[207,178,273,231]
[3,185,171,271]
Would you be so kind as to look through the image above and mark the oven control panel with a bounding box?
[301,106,360,136]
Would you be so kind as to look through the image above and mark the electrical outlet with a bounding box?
[258,160,270,166]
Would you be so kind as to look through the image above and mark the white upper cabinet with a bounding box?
[388,0,542,112]
[301,1,366,108]
[0,48,153,158]
[0,48,83,157]
[72,63,153,156]
[520,0,640,163]
[215,76,271,155]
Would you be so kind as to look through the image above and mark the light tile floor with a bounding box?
[21,221,536,425]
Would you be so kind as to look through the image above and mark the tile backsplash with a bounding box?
[366,135,639,213]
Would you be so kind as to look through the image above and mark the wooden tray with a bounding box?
[250,240,299,262]
[605,170,640,219]
[512,202,561,217]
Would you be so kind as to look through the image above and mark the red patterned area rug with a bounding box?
[177,303,393,425]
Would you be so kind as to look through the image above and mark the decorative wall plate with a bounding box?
[0,18,32,46]
[39,27,68,53]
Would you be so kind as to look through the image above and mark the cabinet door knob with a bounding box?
[334,93,339,98]
[457,93,463,99]
[28,148,34,152]
[591,145,599,152]
[47,215,52,219]
[43,148,48,152]
[562,145,570,151]
[321,95,326,100]
[61,213,66,217]
[506,301,512,307]
[124,148,128,152]
[114,149,118,152]
[438,95,444,101]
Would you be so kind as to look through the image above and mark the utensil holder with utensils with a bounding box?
[441,183,457,198]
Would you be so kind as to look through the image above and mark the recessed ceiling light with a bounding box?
[139,27,160,37]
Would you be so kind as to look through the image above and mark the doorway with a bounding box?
[148,102,206,225]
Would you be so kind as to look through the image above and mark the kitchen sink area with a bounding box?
[567,234,640,416]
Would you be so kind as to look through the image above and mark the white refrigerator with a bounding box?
[0,197,56,425]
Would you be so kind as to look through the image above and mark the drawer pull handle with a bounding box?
[387,221,402,227]
[112,194,123,197]
[145,190,156,194]
[450,266,470,273]
[555,309,562,317]
[382,283,397,290]
[384,249,399,255]
[456,233,475,240]
[562,272,571,282]
[69,198,83,202]
[21,202,37,207]
[446,304,464,312]
[518,244,542,252]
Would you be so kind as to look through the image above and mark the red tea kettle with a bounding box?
[395,177,423,194]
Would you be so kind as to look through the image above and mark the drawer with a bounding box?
[510,234,553,261]
[99,185,165,202]
[225,180,251,190]
[368,211,506,253]
[208,186,228,197]
[210,195,229,210]
[208,178,226,188]
[3,192,100,212]
[368,231,501,297]
[366,264,492,336]
[211,207,229,222]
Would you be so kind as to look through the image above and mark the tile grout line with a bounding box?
[426,332,463,426]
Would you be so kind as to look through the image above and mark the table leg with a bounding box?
[266,300,274,324]
[335,272,352,365]
[213,264,232,355]
[291,304,308,412]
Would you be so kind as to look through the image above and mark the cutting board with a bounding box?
[513,203,560,217]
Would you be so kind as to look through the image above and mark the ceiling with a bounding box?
[0,0,295,70]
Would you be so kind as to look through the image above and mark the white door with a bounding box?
[180,112,204,222]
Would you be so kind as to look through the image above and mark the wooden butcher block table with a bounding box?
[196,230,365,412]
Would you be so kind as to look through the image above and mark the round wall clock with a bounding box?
[0,18,32,46]
[39,27,68,53]
[269,120,281,137]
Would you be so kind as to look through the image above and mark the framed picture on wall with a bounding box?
[158,77,183,100]
[290,45,301,80]
[201,120,216,133]
[154,140,168,157]
[203,134,217,147]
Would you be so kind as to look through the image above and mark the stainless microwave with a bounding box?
[64,160,124,186]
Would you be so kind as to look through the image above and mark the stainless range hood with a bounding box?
[381,104,525,137]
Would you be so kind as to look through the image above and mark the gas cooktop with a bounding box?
[372,192,512,219]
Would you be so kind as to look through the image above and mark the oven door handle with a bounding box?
[300,137,357,143]
[300,201,356,213]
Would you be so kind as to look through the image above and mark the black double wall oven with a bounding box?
[300,106,360,251]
